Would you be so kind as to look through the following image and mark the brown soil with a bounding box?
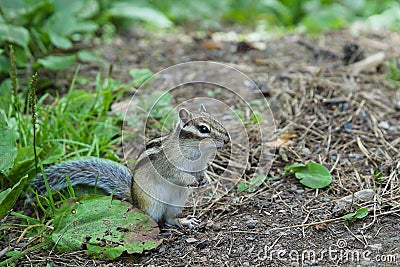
[3,28,400,266]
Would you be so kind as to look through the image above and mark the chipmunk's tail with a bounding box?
[31,157,132,201]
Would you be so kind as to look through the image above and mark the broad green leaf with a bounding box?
[71,21,98,34]
[0,176,27,218]
[285,162,332,189]
[52,0,84,14]
[0,128,17,172]
[77,0,100,19]
[77,50,107,65]
[49,33,73,49]
[13,45,29,67]
[7,146,42,180]
[284,163,306,173]
[129,68,154,86]
[109,4,172,28]
[354,207,369,219]
[52,195,162,260]
[44,13,76,36]
[295,162,332,189]
[0,0,50,20]
[0,55,10,73]
[342,207,369,221]
[37,55,76,70]
[0,24,30,48]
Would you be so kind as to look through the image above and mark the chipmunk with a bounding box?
[32,105,230,228]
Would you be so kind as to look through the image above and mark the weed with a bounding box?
[342,207,369,226]
[386,58,400,83]
[237,174,269,192]
[284,162,332,189]
[0,55,127,216]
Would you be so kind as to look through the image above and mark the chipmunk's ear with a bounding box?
[178,108,191,125]
[199,104,207,113]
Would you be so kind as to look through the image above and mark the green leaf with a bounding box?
[0,24,30,48]
[237,181,249,192]
[52,195,162,260]
[52,0,85,14]
[77,50,107,65]
[373,167,384,183]
[354,207,369,219]
[7,146,42,180]
[109,4,172,28]
[237,175,268,192]
[77,0,100,19]
[284,163,306,173]
[44,12,76,36]
[72,21,98,34]
[342,207,369,222]
[0,176,27,218]
[49,33,73,49]
[0,128,18,173]
[342,212,356,220]
[37,55,76,70]
[0,54,10,74]
[129,68,154,86]
[285,162,332,189]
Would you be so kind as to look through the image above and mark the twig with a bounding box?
[0,239,52,267]
[348,51,385,75]
[0,247,12,258]
[344,224,368,247]
[361,194,378,230]
[268,217,344,231]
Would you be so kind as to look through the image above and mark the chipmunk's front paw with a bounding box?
[198,172,210,188]
[179,215,201,229]
[186,176,199,187]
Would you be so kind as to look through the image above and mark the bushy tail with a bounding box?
[32,157,132,200]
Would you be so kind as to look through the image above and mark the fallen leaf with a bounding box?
[265,133,297,148]
[314,223,328,230]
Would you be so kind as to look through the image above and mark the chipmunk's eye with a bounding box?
[197,124,210,134]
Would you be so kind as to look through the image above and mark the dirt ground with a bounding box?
[4,27,400,266]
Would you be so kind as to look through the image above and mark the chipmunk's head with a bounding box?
[177,104,230,149]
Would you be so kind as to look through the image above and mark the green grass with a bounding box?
[0,52,127,193]
[0,50,131,264]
